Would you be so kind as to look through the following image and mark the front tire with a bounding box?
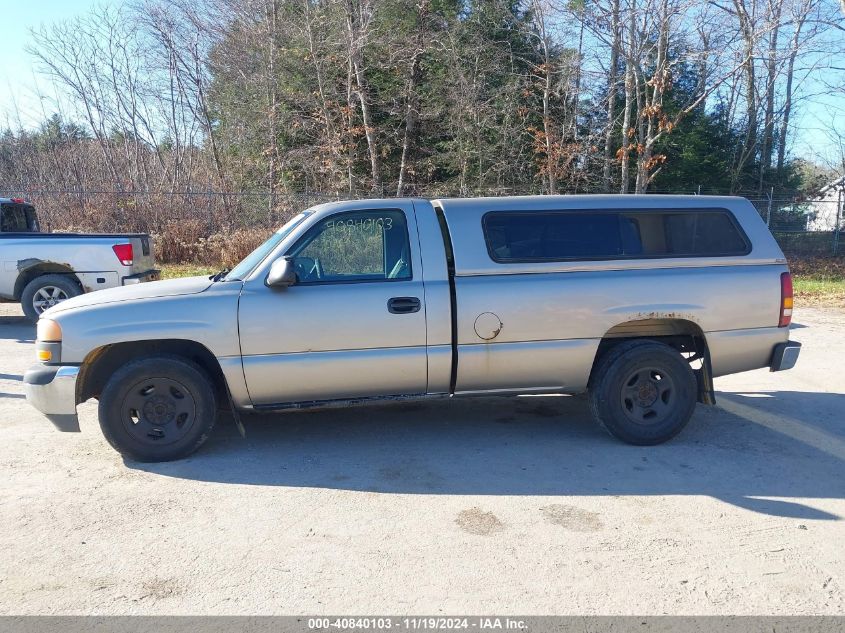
[98,356,218,462]
[588,340,697,445]
[21,274,81,322]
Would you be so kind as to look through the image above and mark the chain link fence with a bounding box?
[0,189,345,265]
[0,189,340,232]
[1,188,842,263]
[747,196,843,257]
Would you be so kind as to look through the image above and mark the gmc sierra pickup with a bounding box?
[24,195,800,462]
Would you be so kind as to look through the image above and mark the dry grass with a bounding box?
[790,256,845,308]
[153,224,270,268]
[34,191,310,269]
[159,263,215,279]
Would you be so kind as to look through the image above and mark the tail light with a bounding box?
[112,243,134,266]
[779,272,793,327]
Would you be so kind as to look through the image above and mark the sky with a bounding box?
[0,0,842,172]
[0,0,115,127]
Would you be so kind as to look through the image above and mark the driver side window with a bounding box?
[289,210,412,284]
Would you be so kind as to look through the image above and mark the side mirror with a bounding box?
[266,256,297,288]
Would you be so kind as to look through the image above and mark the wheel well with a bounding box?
[78,340,229,406]
[14,264,81,300]
[590,319,715,405]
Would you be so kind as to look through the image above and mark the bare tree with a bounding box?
[345,0,381,192]
[758,0,784,191]
[142,0,229,195]
[618,0,637,193]
[602,0,622,191]
[397,0,431,196]
[776,0,823,178]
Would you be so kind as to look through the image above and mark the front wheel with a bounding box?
[98,356,218,462]
[588,340,697,445]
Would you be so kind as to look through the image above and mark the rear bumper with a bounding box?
[770,341,801,372]
[23,364,80,432]
[121,269,160,285]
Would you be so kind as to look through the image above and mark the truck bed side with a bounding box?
[0,233,157,300]
[433,195,790,394]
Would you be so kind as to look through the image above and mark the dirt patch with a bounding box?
[137,578,182,601]
[540,504,604,532]
[794,290,845,308]
[455,508,505,536]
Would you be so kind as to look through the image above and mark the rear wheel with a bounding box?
[21,274,81,322]
[98,356,217,462]
[588,340,697,445]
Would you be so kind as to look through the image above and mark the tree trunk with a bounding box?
[345,0,381,193]
[603,0,621,192]
[619,0,636,194]
[732,0,758,192]
[266,0,279,210]
[345,39,355,194]
[696,25,709,110]
[572,7,585,142]
[397,0,429,197]
[635,0,669,193]
[759,0,782,192]
[777,6,809,178]
[303,0,340,191]
[543,46,556,195]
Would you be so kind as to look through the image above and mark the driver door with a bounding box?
[237,204,428,406]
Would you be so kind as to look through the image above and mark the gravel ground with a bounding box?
[0,303,842,615]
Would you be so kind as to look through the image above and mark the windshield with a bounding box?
[224,212,311,281]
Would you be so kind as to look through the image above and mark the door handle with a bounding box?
[387,296,421,314]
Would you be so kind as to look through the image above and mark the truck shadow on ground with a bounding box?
[133,390,845,520]
[0,316,34,342]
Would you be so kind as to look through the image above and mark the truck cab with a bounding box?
[0,198,40,232]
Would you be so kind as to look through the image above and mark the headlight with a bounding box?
[36,319,62,363]
[37,319,62,342]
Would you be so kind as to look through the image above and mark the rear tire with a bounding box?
[21,274,81,322]
[98,356,217,462]
[588,340,697,445]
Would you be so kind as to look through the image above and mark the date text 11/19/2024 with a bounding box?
[307,618,527,631]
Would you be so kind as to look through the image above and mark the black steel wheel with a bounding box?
[589,340,697,445]
[98,356,217,462]
[120,376,198,446]
[619,366,677,425]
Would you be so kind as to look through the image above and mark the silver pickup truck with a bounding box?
[0,198,159,321]
[24,195,801,462]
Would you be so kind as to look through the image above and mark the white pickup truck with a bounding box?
[0,198,159,320]
[24,195,800,462]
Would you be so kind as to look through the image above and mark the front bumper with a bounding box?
[122,269,160,285]
[23,365,80,432]
[770,341,802,372]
